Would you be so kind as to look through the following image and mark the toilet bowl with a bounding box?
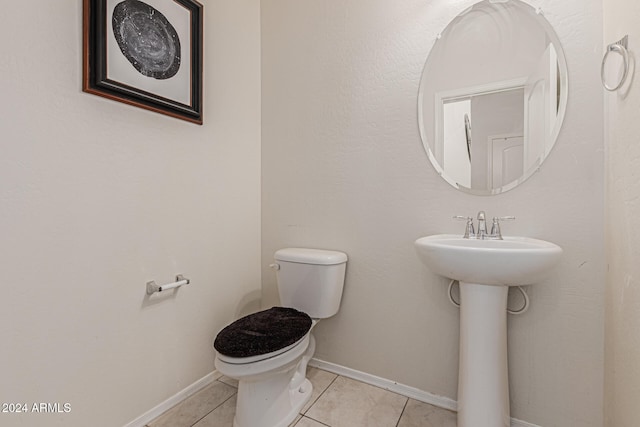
[213,248,347,427]
[215,324,317,427]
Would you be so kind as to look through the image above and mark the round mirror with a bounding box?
[418,0,568,195]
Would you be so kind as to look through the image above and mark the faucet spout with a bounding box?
[476,211,487,239]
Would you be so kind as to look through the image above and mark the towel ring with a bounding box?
[601,35,630,92]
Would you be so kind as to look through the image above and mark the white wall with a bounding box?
[0,1,261,426]
[604,1,640,426]
[262,0,604,425]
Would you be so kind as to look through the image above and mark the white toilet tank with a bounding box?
[274,248,347,319]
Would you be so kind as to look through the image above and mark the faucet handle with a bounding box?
[490,216,515,239]
[453,216,475,239]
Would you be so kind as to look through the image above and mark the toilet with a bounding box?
[213,248,348,427]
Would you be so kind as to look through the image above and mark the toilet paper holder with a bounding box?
[146,275,190,295]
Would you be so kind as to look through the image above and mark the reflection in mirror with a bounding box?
[418,0,567,195]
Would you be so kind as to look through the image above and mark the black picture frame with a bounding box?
[83,0,203,124]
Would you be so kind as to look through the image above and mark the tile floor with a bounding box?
[147,367,457,427]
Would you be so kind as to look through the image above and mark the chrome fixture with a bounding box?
[476,210,487,239]
[146,275,190,295]
[490,216,516,239]
[601,35,629,92]
[454,211,515,239]
[453,216,475,238]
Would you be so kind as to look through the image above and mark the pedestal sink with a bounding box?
[414,234,562,427]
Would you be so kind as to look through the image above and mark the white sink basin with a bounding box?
[414,234,562,286]
[415,233,562,426]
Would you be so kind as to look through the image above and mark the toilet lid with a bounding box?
[214,307,312,358]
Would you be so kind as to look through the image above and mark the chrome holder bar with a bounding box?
[146,275,190,295]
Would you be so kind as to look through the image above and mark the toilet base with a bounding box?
[229,334,316,427]
[233,377,312,427]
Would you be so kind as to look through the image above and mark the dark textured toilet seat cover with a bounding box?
[214,307,312,358]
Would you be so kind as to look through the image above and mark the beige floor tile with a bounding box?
[294,416,328,426]
[289,414,303,426]
[397,399,457,427]
[302,367,338,413]
[193,395,236,427]
[148,381,236,427]
[306,376,407,427]
[217,375,239,388]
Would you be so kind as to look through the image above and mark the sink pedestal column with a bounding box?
[457,282,510,427]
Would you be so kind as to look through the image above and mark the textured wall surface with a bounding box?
[0,1,261,426]
[604,1,640,426]
[262,0,604,425]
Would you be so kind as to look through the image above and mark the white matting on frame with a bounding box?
[106,0,192,106]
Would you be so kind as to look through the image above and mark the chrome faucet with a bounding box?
[453,216,475,238]
[490,215,516,239]
[454,211,515,240]
[476,211,487,239]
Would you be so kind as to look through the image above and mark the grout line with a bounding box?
[125,371,219,427]
[302,415,332,427]
[310,358,457,412]
[310,360,540,427]
[301,371,339,415]
[189,391,237,427]
[395,398,410,427]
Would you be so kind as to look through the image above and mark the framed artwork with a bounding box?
[83,0,203,124]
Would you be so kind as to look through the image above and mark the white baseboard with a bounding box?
[124,360,540,427]
[122,371,220,427]
[309,358,457,411]
[511,419,543,427]
[309,358,540,427]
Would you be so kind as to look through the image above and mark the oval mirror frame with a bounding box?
[418,0,568,195]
